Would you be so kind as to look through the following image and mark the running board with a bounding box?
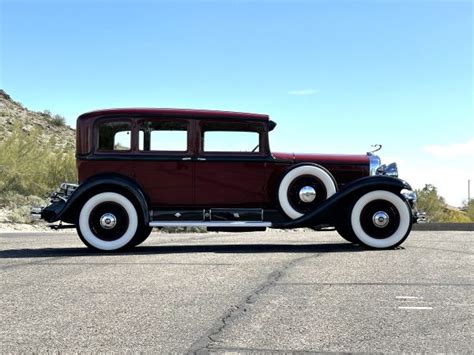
[149,221,272,228]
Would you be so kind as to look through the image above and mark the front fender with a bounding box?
[275,176,413,228]
[42,174,150,224]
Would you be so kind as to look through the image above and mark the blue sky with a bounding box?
[1,0,472,205]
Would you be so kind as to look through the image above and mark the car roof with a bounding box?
[78,108,270,121]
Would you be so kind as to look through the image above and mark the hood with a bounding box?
[272,152,369,165]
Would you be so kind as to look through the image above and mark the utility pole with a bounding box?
[469,179,471,202]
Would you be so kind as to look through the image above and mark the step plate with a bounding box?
[149,221,272,228]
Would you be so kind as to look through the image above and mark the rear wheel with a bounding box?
[347,190,412,249]
[76,192,148,251]
[131,226,153,247]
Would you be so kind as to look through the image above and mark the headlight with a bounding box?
[377,162,398,178]
[368,153,398,177]
[401,189,417,202]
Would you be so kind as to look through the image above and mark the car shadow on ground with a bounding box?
[0,242,373,259]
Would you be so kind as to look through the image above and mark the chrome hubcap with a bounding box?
[299,186,316,203]
[100,213,117,229]
[372,211,390,228]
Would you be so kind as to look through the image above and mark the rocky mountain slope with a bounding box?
[0,89,75,149]
[0,89,77,227]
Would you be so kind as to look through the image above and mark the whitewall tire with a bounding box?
[278,165,337,219]
[350,190,412,249]
[77,192,139,251]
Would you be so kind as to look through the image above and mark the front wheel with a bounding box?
[76,192,147,251]
[347,190,412,249]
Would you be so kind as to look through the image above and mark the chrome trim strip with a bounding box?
[149,221,272,228]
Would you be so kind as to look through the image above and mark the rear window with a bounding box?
[97,121,131,151]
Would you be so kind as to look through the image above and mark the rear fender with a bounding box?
[274,176,413,228]
[43,174,150,224]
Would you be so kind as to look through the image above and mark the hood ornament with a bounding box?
[367,144,382,155]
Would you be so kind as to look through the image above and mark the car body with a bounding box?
[33,108,419,251]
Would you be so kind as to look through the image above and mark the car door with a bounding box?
[133,117,194,207]
[194,119,267,208]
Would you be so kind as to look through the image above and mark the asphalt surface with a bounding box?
[0,230,472,353]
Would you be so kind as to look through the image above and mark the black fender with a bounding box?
[42,174,150,224]
[274,176,413,228]
[277,162,338,191]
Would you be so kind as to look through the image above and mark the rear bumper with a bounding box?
[30,207,43,221]
[30,200,67,223]
[30,182,78,223]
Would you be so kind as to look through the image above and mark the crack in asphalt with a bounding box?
[187,253,319,354]
[205,347,320,354]
[275,282,474,287]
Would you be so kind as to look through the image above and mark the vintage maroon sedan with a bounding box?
[32,108,418,251]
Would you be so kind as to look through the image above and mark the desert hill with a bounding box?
[0,89,75,149]
[0,89,77,226]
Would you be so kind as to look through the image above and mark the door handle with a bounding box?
[181,157,192,161]
[197,157,206,161]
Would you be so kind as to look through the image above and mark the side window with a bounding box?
[202,121,261,153]
[97,121,131,151]
[138,120,188,152]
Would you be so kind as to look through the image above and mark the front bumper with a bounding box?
[400,189,425,224]
[416,211,427,223]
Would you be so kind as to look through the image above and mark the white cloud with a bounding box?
[423,138,474,158]
[399,155,474,207]
[288,89,318,96]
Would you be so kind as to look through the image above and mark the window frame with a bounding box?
[198,119,268,157]
[135,118,191,155]
[93,117,133,154]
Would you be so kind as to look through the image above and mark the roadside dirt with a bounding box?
[0,222,51,233]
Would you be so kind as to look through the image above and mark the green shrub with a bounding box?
[0,123,76,200]
[50,114,66,127]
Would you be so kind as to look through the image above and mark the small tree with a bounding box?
[415,184,447,222]
[416,184,472,222]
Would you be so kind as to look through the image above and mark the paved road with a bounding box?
[0,230,472,353]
